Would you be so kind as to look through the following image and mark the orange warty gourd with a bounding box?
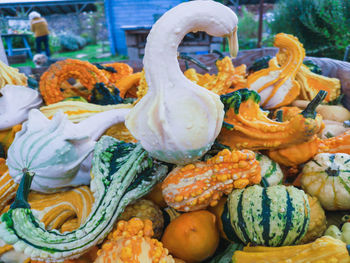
[39,59,110,104]
[161,210,219,263]
[217,89,325,151]
[94,218,174,263]
[162,148,261,212]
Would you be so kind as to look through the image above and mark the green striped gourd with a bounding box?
[0,136,168,262]
[301,153,350,211]
[256,153,283,187]
[227,185,310,246]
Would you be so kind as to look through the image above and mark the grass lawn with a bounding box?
[11,44,128,68]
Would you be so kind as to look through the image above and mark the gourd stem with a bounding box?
[10,169,34,209]
[212,49,225,59]
[301,90,327,119]
[178,54,210,72]
[347,244,350,256]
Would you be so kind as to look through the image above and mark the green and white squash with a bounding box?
[227,185,310,246]
[301,153,350,211]
[256,152,283,187]
[0,136,168,262]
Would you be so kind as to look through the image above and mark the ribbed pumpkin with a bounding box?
[301,153,350,211]
[255,153,283,187]
[227,185,310,246]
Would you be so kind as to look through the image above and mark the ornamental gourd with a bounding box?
[162,149,261,212]
[39,59,111,104]
[246,33,305,109]
[0,136,168,261]
[0,85,42,131]
[184,56,247,95]
[232,236,350,263]
[125,1,239,164]
[217,89,325,150]
[0,158,17,212]
[40,100,132,123]
[7,108,130,193]
[255,153,283,187]
[301,153,350,211]
[94,218,174,263]
[227,185,310,246]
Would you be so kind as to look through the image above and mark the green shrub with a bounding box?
[59,33,87,51]
[270,0,350,59]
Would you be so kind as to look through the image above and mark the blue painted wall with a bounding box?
[104,0,184,56]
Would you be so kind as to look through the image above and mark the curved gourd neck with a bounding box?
[143,3,237,92]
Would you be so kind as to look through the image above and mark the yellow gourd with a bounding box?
[232,236,350,263]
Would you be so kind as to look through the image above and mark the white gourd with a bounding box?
[0,85,42,130]
[126,0,239,164]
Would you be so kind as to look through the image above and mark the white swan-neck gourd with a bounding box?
[126,0,238,164]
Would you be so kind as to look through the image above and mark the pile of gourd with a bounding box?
[0,1,349,263]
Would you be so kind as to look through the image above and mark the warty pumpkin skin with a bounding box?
[94,218,174,263]
[39,59,111,104]
[232,236,350,263]
[162,148,261,212]
[217,89,325,151]
[247,33,304,109]
[301,153,350,211]
[228,185,310,246]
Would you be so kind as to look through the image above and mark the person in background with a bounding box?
[29,11,51,57]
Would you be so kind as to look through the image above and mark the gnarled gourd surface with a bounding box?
[247,33,305,109]
[0,136,168,261]
[162,148,261,212]
[94,218,174,263]
[125,0,239,164]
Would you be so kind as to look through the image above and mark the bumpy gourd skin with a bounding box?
[94,218,174,263]
[217,89,325,151]
[162,149,261,212]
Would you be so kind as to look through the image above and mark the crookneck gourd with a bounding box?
[227,185,310,246]
[246,33,305,109]
[301,153,350,211]
[7,108,130,193]
[0,136,168,261]
[217,89,325,150]
[0,85,42,131]
[162,148,261,212]
[39,59,111,104]
[94,218,174,263]
[125,1,239,164]
[232,236,350,263]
